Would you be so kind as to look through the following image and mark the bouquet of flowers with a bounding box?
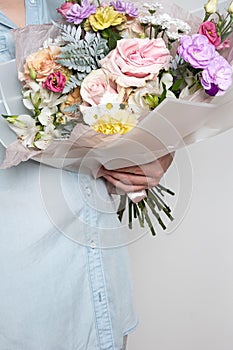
[1,0,233,235]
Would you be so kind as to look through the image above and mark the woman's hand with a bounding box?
[98,153,174,194]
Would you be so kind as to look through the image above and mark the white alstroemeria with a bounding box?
[23,92,42,111]
[27,80,41,92]
[44,123,61,138]
[22,81,42,110]
[56,113,68,125]
[7,114,39,147]
[23,82,66,113]
[34,123,61,150]
[143,2,163,11]
[34,132,54,150]
[38,106,57,126]
[39,89,66,109]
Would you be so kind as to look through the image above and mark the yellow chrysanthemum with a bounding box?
[91,110,137,135]
[88,6,126,32]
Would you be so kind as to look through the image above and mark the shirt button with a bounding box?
[30,0,36,3]
[85,186,92,196]
[89,241,96,249]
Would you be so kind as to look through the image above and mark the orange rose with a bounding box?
[24,46,62,82]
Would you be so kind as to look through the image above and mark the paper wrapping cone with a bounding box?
[1,59,233,172]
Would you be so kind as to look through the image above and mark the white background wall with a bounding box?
[128,1,233,349]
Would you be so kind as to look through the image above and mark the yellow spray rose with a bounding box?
[87,6,126,32]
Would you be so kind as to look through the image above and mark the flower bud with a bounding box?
[204,0,218,14]
[228,0,233,14]
[29,67,37,80]
[143,94,159,109]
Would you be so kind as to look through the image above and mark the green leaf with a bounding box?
[171,78,183,92]
[101,28,122,51]
[159,83,167,103]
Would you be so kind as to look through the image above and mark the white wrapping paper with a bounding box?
[0,59,233,173]
[0,3,233,172]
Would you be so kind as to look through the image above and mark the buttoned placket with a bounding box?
[26,0,40,25]
[80,176,115,349]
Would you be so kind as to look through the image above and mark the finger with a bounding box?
[94,166,106,179]
[108,165,147,175]
[102,174,149,193]
[105,181,124,195]
[158,153,174,172]
[102,170,160,187]
[106,153,174,177]
[104,160,164,178]
[105,163,156,176]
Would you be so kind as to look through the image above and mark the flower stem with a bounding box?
[117,184,175,236]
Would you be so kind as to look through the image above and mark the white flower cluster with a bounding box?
[139,10,191,41]
[143,2,163,11]
[173,18,191,34]
[165,18,191,40]
[150,13,172,28]
[16,81,67,149]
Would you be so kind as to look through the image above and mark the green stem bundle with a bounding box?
[117,184,175,236]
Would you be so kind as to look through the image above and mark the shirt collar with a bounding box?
[0,12,17,29]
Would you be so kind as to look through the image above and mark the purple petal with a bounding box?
[205,83,219,96]
[110,0,138,17]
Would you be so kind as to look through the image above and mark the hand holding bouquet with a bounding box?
[1,0,233,235]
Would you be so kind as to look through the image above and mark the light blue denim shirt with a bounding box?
[0,1,137,349]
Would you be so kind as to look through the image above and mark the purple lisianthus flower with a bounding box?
[110,0,138,17]
[178,34,216,69]
[66,0,96,25]
[201,53,232,96]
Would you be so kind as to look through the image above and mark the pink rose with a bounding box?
[198,21,221,48]
[42,72,66,92]
[100,38,170,87]
[80,69,119,105]
[57,2,74,18]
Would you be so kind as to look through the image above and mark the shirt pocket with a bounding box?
[0,34,7,53]
[0,32,14,62]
